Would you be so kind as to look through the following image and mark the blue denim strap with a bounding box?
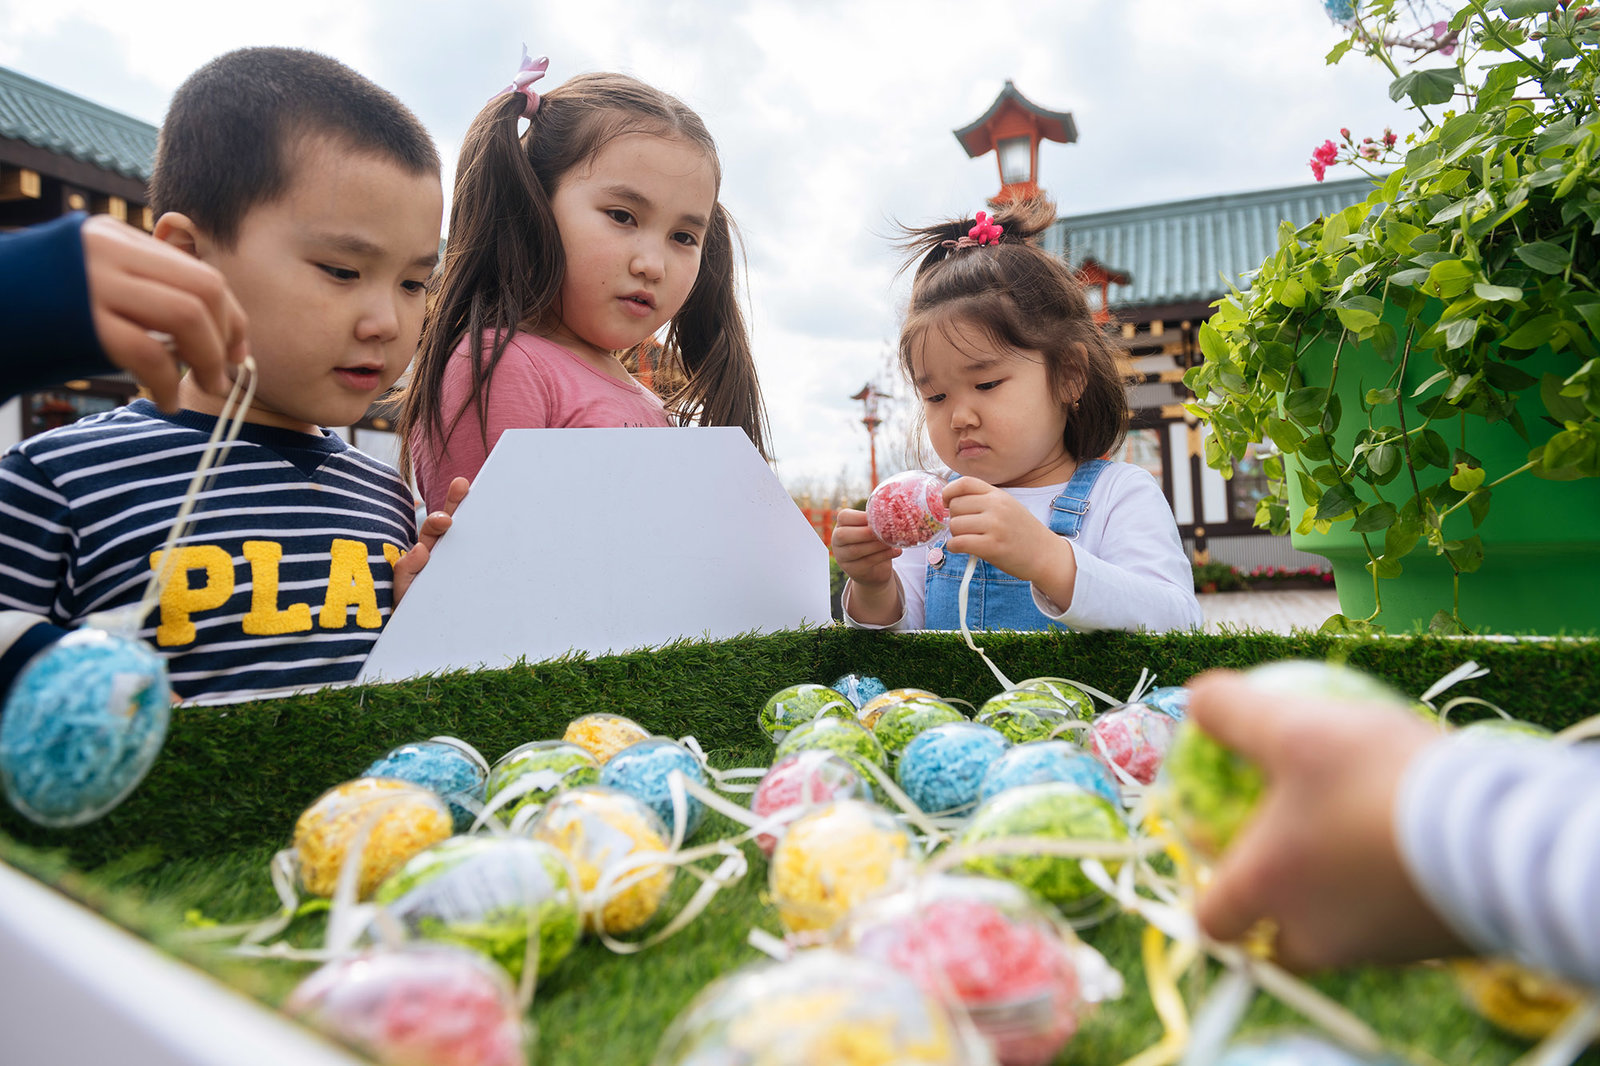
[923,460,1109,631]
[1046,458,1110,540]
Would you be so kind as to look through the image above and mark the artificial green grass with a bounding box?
[4,625,1600,1064]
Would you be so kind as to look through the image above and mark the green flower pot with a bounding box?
[1287,329,1600,635]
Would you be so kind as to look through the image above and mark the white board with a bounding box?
[358,428,831,682]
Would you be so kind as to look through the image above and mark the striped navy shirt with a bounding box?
[0,400,417,700]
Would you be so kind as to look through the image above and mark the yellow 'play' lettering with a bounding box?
[149,545,233,646]
[321,538,381,630]
[240,541,313,635]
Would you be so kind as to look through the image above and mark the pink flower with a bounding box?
[1383,128,1398,147]
[1311,160,1327,182]
[1340,127,1351,141]
[1313,140,1340,165]
[1360,144,1380,160]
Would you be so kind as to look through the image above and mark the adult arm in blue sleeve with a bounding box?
[0,213,112,402]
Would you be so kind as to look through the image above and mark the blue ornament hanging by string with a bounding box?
[1324,0,1358,22]
[0,359,258,830]
[0,624,171,828]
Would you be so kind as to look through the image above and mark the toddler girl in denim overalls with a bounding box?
[832,199,1201,634]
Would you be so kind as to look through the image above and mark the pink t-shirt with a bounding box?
[412,331,670,512]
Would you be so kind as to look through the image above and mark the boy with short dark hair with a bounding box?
[0,47,462,701]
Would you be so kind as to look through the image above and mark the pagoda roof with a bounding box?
[953,80,1077,158]
[1043,175,1378,309]
[0,65,158,181]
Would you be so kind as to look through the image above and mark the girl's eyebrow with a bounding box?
[600,184,709,230]
[913,355,1003,387]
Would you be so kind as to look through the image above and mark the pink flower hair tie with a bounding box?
[493,44,549,119]
[940,211,1005,250]
[968,211,1003,246]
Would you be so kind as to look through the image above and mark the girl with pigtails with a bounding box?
[832,197,1202,634]
[398,51,769,510]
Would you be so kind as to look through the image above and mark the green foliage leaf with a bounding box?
[1469,487,1493,527]
[1484,361,1539,390]
[1367,554,1405,579]
[1495,0,1558,14]
[1515,241,1572,273]
[1390,68,1463,107]
[1365,387,1400,407]
[1473,282,1525,302]
[1544,427,1596,471]
[1325,39,1355,64]
[1334,296,1385,333]
[1371,322,1399,360]
[1449,462,1487,493]
[1316,483,1361,520]
[1424,260,1476,299]
[1443,315,1480,349]
[1385,514,1424,560]
[1411,429,1452,469]
[1351,502,1398,532]
[1411,369,1452,398]
[1318,614,1385,636]
[1368,443,1401,479]
[1443,535,1486,574]
[1300,433,1333,461]
[1428,609,1470,635]
[1506,314,1561,349]
[1265,418,1303,454]
[1284,388,1329,424]
[1542,373,1591,423]
[1197,322,1229,365]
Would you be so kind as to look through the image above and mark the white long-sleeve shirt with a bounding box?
[1397,733,1600,987]
[844,462,1203,633]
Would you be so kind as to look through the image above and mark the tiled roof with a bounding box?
[0,66,158,181]
[1044,175,1378,309]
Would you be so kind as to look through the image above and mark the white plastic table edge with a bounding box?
[0,859,367,1066]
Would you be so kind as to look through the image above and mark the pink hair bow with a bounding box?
[968,212,1003,246]
[494,44,549,118]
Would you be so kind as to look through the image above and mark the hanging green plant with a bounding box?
[1187,0,1600,635]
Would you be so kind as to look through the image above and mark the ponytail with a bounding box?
[395,93,563,480]
[895,196,1127,463]
[655,203,771,458]
[396,71,772,474]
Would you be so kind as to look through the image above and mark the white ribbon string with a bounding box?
[1512,998,1600,1066]
[958,555,1017,691]
[91,356,258,638]
[426,735,491,778]
[1018,675,1122,712]
[675,735,770,794]
[1419,660,1489,707]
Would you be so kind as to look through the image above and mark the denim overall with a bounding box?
[923,459,1110,632]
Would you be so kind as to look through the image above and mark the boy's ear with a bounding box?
[152,212,205,258]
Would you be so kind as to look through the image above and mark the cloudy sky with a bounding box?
[1,0,1422,492]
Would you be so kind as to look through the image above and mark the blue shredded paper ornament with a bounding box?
[0,627,171,827]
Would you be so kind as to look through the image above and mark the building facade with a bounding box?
[1048,177,1375,572]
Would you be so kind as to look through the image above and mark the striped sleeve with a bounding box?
[0,450,74,620]
[1396,734,1600,986]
